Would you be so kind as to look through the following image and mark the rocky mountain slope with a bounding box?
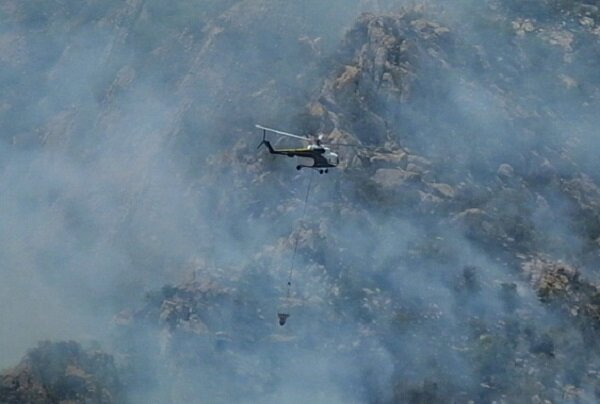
[2,0,600,402]
[0,341,122,403]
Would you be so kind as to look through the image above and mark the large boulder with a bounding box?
[372,168,420,189]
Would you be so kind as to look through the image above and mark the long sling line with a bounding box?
[286,171,314,299]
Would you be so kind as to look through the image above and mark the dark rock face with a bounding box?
[0,341,122,404]
[525,257,600,335]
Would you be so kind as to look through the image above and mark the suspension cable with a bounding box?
[285,171,314,299]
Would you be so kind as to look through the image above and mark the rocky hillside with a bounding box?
[2,0,600,403]
[0,341,122,403]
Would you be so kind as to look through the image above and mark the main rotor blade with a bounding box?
[322,142,398,153]
[322,142,378,149]
[255,124,310,142]
[323,143,365,147]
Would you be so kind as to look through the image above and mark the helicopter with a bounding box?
[256,124,340,174]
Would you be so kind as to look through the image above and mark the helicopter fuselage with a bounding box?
[260,140,339,173]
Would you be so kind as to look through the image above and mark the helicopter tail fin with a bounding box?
[257,139,275,153]
[257,128,267,150]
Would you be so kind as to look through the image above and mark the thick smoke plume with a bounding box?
[1,0,600,402]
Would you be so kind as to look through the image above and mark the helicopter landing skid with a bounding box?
[296,165,329,174]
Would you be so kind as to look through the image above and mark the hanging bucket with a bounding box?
[277,313,290,326]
